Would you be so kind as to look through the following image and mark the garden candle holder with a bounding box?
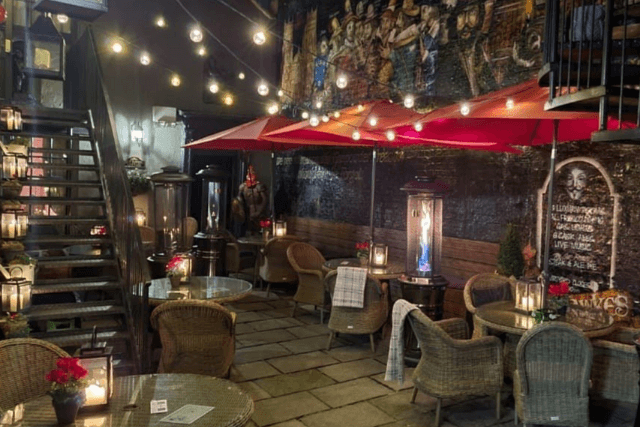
[515,279,543,313]
[2,205,28,239]
[135,209,147,227]
[1,278,32,312]
[78,345,113,409]
[369,243,388,268]
[273,220,287,237]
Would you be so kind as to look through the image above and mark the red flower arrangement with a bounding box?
[165,255,186,277]
[46,357,88,401]
[259,219,272,230]
[548,281,570,310]
[355,241,370,259]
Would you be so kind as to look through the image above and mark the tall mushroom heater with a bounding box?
[398,177,449,362]
[147,166,194,279]
[193,165,229,277]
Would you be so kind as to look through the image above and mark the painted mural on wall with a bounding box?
[280,0,544,107]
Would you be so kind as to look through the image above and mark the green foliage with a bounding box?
[126,169,151,196]
[497,223,524,278]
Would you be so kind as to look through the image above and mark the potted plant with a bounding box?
[7,254,37,283]
[0,313,30,338]
[165,255,185,289]
[496,224,524,278]
[548,281,571,314]
[45,357,88,425]
[259,218,272,241]
[355,241,370,265]
[126,169,151,197]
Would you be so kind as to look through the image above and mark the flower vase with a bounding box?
[169,276,182,289]
[52,393,84,425]
[262,229,271,242]
[358,256,368,266]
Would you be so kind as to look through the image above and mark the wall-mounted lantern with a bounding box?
[24,14,66,80]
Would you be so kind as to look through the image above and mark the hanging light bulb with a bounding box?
[57,14,69,24]
[209,81,219,94]
[156,16,166,28]
[253,30,267,45]
[277,89,284,97]
[315,100,323,109]
[140,53,151,66]
[357,104,365,112]
[111,41,123,53]
[322,115,329,123]
[386,130,396,141]
[301,111,309,119]
[352,130,361,141]
[309,115,320,127]
[460,102,470,116]
[413,122,423,132]
[197,46,207,56]
[238,72,245,80]
[223,93,234,106]
[333,111,341,118]
[403,94,415,109]
[170,75,181,87]
[368,117,378,127]
[336,74,348,89]
[505,98,515,109]
[267,102,279,115]
[190,26,204,43]
[257,83,269,96]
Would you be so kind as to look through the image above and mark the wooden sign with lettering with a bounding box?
[537,157,620,292]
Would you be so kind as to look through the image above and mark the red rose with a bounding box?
[46,369,69,384]
[69,364,88,380]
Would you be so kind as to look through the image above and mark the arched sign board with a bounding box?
[536,157,619,292]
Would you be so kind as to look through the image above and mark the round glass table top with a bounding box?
[149,276,252,305]
[323,258,405,280]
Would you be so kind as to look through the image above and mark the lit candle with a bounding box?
[8,220,16,239]
[85,384,106,406]
[9,294,18,312]
[521,296,534,311]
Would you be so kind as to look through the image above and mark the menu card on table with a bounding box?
[160,404,214,424]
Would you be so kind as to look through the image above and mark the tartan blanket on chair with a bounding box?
[332,267,368,308]
[385,299,419,384]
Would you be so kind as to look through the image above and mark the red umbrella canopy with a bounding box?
[183,116,299,151]
[263,100,424,146]
[391,79,634,147]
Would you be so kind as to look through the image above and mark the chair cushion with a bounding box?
[471,283,512,307]
[569,289,633,323]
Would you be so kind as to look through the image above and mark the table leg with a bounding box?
[472,316,489,339]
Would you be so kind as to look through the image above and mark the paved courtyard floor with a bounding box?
[225,290,637,427]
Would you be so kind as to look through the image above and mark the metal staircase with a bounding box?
[14,106,137,373]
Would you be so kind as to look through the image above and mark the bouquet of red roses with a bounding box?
[259,218,272,231]
[165,255,186,277]
[355,241,370,259]
[548,281,570,309]
[46,357,88,401]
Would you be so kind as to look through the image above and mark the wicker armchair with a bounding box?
[590,326,639,403]
[0,338,69,412]
[463,273,514,333]
[224,232,255,276]
[287,242,327,322]
[259,236,300,295]
[408,310,503,427]
[324,270,388,352]
[514,322,592,426]
[150,300,236,378]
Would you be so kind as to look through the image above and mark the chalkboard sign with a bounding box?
[537,157,620,292]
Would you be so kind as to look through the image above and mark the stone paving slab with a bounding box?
[268,351,340,374]
[270,421,307,427]
[444,396,513,427]
[251,317,304,331]
[287,324,330,338]
[238,329,299,346]
[280,335,338,354]
[263,308,294,318]
[267,299,294,309]
[324,346,377,362]
[235,343,292,364]
[236,380,271,401]
[252,391,329,427]
[310,377,392,408]
[370,369,415,392]
[318,358,386,382]
[370,389,435,421]
[255,369,336,397]
[236,322,257,335]
[294,312,324,325]
[231,361,280,382]
[237,311,273,323]
[299,401,395,427]
[234,302,274,311]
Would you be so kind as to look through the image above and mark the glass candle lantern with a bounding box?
[273,220,287,237]
[2,206,28,239]
[135,209,147,227]
[1,278,32,312]
[515,279,543,313]
[78,346,113,409]
[0,106,15,131]
[196,165,229,234]
[174,252,194,283]
[0,403,24,424]
[150,166,193,257]
[2,145,28,180]
[401,177,448,283]
[369,243,388,268]
[24,15,66,80]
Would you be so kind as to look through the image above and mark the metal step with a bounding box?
[26,300,125,321]
[33,276,120,294]
[30,147,96,156]
[30,329,129,348]
[17,197,105,205]
[28,163,99,172]
[24,235,111,245]
[37,255,117,269]
[0,131,92,141]
[21,179,102,188]
[29,217,108,226]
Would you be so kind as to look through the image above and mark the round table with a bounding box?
[20,373,254,427]
[148,276,252,306]
[323,258,405,280]
[475,300,617,338]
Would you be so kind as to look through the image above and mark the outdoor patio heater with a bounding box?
[147,166,193,279]
[193,165,229,277]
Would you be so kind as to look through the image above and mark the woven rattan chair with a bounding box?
[590,327,639,403]
[259,236,300,295]
[324,270,388,352]
[514,322,592,426]
[150,300,236,378]
[463,273,514,335]
[408,310,503,427]
[184,216,198,249]
[0,338,69,412]
[224,232,255,276]
[287,242,328,323]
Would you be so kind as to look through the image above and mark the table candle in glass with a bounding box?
[370,243,388,268]
[274,220,287,237]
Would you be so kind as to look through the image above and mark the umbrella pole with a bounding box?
[542,119,559,309]
[270,149,276,220]
[369,145,377,243]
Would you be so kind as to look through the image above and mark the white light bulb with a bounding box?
[357,104,364,112]
[197,46,207,56]
[368,117,378,127]
[309,115,320,127]
[111,42,123,53]
[413,122,423,132]
[253,30,266,45]
[223,93,234,106]
[267,103,279,115]
[352,130,361,141]
[506,98,515,109]
[257,83,269,96]
[460,103,470,116]
[238,72,245,80]
[322,115,329,123]
[190,27,203,43]
[57,14,69,24]
[333,111,341,118]
[336,74,348,89]
[140,53,151,66]
[277,89,284,97]
[315,100,323,109]
[386,130,396,141]
[171,75,181,87]
[403,94,415,109]
[209,82,219,94]
[301,111,309,119]
[156,17,166,28]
